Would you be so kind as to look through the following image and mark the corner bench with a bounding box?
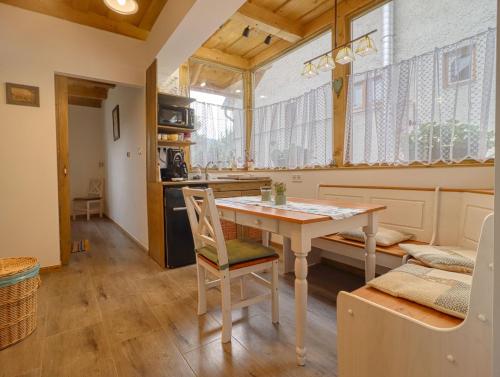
[309,185,494,273]
[337,214,494,377]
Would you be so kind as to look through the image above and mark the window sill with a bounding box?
[210,160,494,173]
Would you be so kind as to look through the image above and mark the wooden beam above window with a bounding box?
[249,9,333,68]
[233,3,304,43]
[193,47,251,70]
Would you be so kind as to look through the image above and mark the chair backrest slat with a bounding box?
[182,187,228,267]
[88,179,103,197]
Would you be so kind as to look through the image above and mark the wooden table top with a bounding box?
[215,197,386,224]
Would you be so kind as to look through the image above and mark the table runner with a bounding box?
[216,196,365,220]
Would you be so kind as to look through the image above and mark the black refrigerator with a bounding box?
[163,184,207,268]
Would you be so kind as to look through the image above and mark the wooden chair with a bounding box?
[182,187,279,343]
[72,179,104,221]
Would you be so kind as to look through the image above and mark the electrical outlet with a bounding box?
[292,174,302,182]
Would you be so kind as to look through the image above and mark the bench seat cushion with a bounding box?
[399,244,476,274]
[339,227,413,246]
[320,234,425,258]
[352,286,462,328]
[197,239,278,270]
[367,264,472,319]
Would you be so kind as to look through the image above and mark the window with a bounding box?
[444,45,476,86]
[344,0,496,165]
[251,31,333,169]
[189,60,246,168]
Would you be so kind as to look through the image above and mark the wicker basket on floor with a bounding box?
[0,257,40,349]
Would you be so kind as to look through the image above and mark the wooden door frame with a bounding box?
[54,74,71,265]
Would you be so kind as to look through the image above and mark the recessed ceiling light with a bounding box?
[235,89,242,93]
[200,81,207,87]
[259,95,267,99]
[103,0,139,15]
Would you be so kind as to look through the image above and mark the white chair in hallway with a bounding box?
[182,187,279,343]
[72,178,104,221]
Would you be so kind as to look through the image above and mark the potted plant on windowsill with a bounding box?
[274,182,287,205]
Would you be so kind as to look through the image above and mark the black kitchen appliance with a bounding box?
[164,184,207,268]
[158,93,195,129]
[161,148,188,181]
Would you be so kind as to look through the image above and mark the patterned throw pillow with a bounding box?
[368,264,472,319]
[399,244,475,274]
[339,226,414,247]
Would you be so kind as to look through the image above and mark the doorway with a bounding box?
[54,75,115,264]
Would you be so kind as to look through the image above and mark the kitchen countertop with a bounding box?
[161,178,271,186]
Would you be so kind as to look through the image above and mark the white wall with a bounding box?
[232,166,494,199]
[102,86,148,248]
[68,105,104,200]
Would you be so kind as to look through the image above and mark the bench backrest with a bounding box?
[317,185,493,248]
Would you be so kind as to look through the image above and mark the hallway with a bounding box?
[1,218,363,377]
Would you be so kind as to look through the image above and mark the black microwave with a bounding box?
[158,104,195,129]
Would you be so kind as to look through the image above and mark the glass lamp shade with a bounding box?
[301,62,318,78]
[335,47,355,65]
[355,36,377,57]
[317,54,335,71]
[103,0,139,15]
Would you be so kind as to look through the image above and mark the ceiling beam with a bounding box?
[0,0,149,40]
[68,96,102,108]
[139,0,168,30]
[249,9,333,68]
[193,47,251,70]
[68,85,108,100]
[232,2,304,43]
[67,77,116,90]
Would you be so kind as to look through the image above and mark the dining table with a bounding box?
[214,196,386,366]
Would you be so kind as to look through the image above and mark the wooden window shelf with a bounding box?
[157,125,197,134]
[157,140,196,147]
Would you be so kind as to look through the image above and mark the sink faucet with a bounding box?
[204,161,214,180]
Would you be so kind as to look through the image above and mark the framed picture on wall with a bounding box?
[112,105,120,141]
[5,83,40,107]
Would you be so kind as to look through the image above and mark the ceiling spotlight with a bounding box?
[200,81,207,87]
[235,89,242,93]
[103,0,139,15]
[264,35,272,45]
[242,26,251,38]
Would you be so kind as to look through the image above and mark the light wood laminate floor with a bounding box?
[0,218,364,377]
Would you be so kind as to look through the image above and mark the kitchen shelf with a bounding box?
[158,140,196,147]
[157,125,196,134]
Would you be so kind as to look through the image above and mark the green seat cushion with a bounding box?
[197,239,278,270]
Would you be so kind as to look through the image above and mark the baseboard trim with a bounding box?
[40,264,61,273]
[103,214,148,252]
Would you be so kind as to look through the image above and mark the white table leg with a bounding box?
[363,213,378,282]
[262,231,270,247]
[282,237,294,274]
[294,250,308,366]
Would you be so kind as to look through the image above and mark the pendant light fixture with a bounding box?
[302,0,378,78]
[103,0,139,15]
[318,54,335,71]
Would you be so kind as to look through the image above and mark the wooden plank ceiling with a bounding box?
[0,0,168,40]
[193,0,335,71]
[68,78,115,108]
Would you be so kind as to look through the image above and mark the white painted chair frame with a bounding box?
[337,214,494,377]
[72,179,104,221]
[182,187,279,343]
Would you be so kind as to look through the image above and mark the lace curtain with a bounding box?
[190,101,246,168]
[344,29,496,165]
[251,83,333,169]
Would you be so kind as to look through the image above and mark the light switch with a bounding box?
[137,147,143,156]
[292,174,302,183]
